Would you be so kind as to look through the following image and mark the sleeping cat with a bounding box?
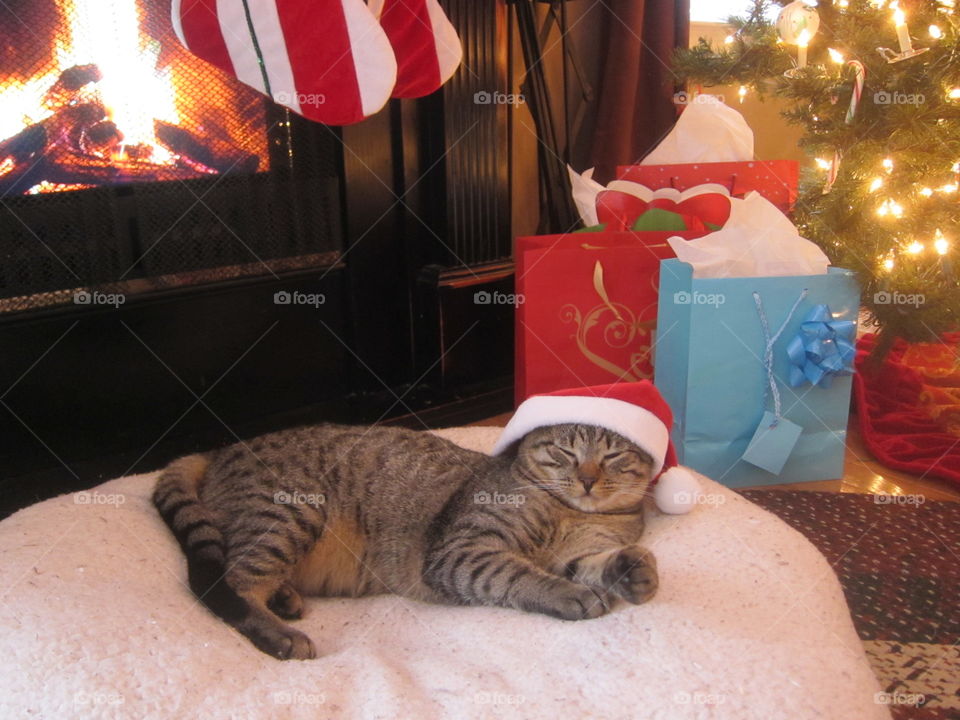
[153,423,658,660]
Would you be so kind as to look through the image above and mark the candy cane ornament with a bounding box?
[845,60,865,125]
[822,60,865,194]
[823,149,842,194]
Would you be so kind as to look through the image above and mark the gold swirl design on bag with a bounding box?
[559,261,656,382]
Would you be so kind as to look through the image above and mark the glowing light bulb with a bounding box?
[796,29,810,68]
[891,201,904,217]
[738,85,748,103]
[940,183,958,193]
[882,157,894,172]
[839,0,849,7]
[877,201,890,217]
[816,158,833,170]
[931,24,943,38]
[907,241,924,254]
[870,177,884,192]
[935,230,950,254]
[948,88,960,99]
[920,187,934,197]
[883,257,895,271]
[952,161,960,173]
[725,35,735,45]
[829,48,845,64]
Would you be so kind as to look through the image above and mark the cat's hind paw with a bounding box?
[268,583,305,620]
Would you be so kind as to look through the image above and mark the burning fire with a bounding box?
[1,0,176,168]
[0,0,265,195]
[57,0,180,161]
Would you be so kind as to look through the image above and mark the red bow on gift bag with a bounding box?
[595,184,732,232]
[616,161,800,215]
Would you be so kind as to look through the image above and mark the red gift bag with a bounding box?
[514,231,702,404]
[616,161,799,215]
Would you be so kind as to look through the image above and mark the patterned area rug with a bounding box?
[740,490,960,720]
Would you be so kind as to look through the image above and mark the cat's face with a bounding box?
[514,424,654,513]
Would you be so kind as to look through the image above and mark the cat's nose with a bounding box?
[580,476,597,493]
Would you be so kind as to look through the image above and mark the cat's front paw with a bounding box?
[535,582,611,621]
[603,547,658,604]
[247,623,317,660]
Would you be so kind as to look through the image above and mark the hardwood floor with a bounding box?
[470,412,960,502]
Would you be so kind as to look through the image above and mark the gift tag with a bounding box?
[741,411,803,475]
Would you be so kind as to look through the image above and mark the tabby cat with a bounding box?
[153,423,659,660]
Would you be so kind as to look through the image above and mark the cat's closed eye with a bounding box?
[517,425,654,513]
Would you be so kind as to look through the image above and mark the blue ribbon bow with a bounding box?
[786,305,856,388]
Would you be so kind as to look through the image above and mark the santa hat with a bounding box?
[492,381,699,514]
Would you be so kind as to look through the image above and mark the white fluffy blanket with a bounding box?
[0,427,888,719]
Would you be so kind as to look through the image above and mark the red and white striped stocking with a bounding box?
[172,0,397,125]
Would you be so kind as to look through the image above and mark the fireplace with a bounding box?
[0,0,518,519]
[0,0,342,311]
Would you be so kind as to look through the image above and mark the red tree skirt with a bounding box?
[854,332,960,487]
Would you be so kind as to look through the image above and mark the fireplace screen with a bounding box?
[0,0,269,195]
[0,0,342,312]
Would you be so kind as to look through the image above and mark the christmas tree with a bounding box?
[673,0,960,353]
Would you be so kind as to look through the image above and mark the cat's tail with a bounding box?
[152,455,248,624]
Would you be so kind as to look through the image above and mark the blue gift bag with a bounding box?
[654,259,860,487]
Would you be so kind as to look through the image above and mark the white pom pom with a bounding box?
[653,466,701,515]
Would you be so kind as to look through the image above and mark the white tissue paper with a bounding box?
[568,165,605,227]
[666,191,830,278]
[604,180,732,204]
[641,95,754,165]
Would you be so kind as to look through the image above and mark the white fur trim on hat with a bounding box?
[653,466,700,514]
[491,395,670,474]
